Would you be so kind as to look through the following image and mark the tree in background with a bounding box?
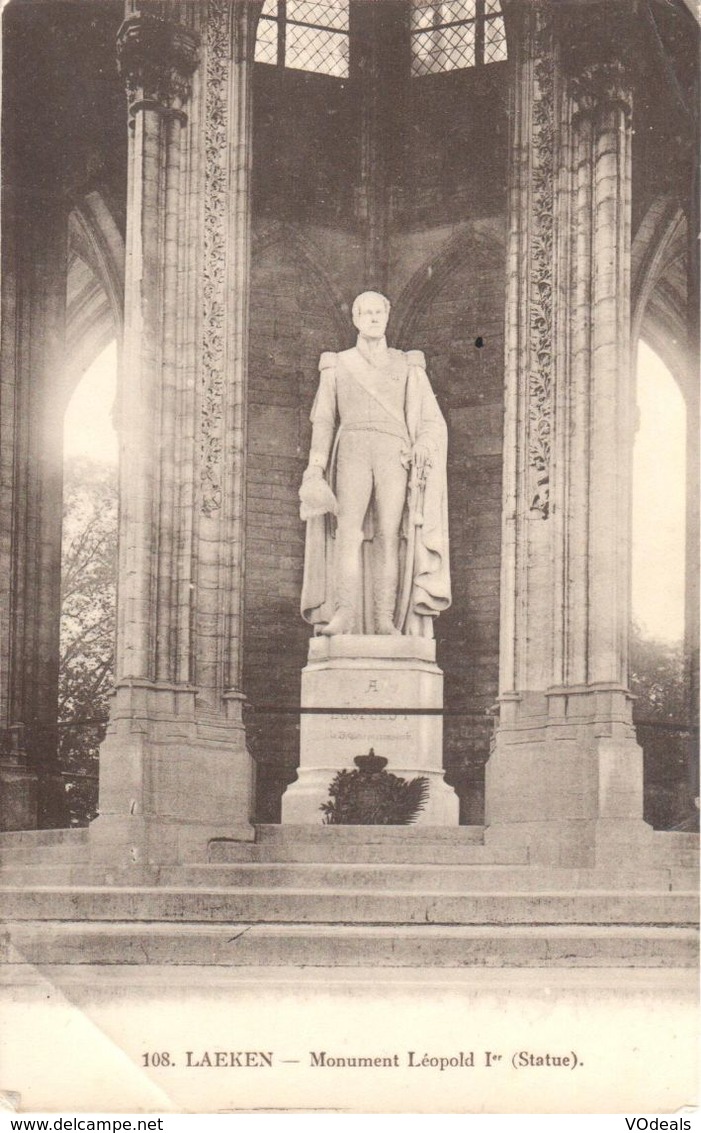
[59,455,117,825]
[629,622,697,831]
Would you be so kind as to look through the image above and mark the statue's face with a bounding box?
[353,296,389,339]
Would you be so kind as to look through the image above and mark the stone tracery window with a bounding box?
[255,0,350,78]
[411,0,507,76]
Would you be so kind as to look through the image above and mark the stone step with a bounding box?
[0,861,696,893]
[157,863,699,892]
[0,829,88,846]
[209,843,522,864]
[210,826,524,865]
[3,922,697,968]
[1,885,696,925]
[0,844,91,866]
[0,826,512,866]
[255,825,485,843]
[0,828,89,866]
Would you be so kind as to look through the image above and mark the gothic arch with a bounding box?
[393,224,506,351]
[252,221,350,341]
[630,194,698,742]
[63,190,125,409]
[632,194,693,395]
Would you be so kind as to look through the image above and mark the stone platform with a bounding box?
[0,826,697,971]
[281,635,459,825]
[1,826,697,1111]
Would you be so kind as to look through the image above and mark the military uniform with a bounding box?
[301,335,451,637]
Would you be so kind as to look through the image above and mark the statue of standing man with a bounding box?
[299,291,450,638]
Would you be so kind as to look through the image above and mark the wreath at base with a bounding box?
[321,750,429,826]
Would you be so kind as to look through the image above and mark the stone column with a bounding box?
[92,0,259,864]
[0,142,69,830]
[486,0,650,867]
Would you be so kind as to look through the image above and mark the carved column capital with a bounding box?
[117,15,200,112]
[557,0,636,120]
[569,59,633,120]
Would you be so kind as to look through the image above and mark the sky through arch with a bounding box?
[632,341,686,644]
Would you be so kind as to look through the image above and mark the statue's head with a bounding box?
[352,291,390,340]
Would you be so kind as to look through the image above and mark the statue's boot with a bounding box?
[320,573,357,635]
[374,576,400,635]
[321,528,363,635]
[320,605,355,635]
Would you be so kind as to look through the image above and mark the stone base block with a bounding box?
[92,724,255,864]
[282,635,459,826]
[0,762,37,832]
[36,770,70,829]
[89,815,254,866]
[484,732,658,867]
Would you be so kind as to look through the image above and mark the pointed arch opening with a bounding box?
[631,341,696,831]
[59,341,118,826]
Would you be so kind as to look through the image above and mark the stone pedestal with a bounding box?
[282,636,459,826]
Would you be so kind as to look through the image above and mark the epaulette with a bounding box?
[319,351,337,371]
[405,349,426,368]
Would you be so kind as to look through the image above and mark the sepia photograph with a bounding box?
[0,0,698,1116]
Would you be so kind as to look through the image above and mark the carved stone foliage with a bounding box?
[200,0,230,517]
[527,6,555,518]
[117,15,200,109]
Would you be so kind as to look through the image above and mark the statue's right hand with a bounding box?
[299,471,338,521]
[302,465,324,482]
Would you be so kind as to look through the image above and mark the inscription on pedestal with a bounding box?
[303,711,424,768]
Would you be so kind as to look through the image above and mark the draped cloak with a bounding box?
[300,347,451,638]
